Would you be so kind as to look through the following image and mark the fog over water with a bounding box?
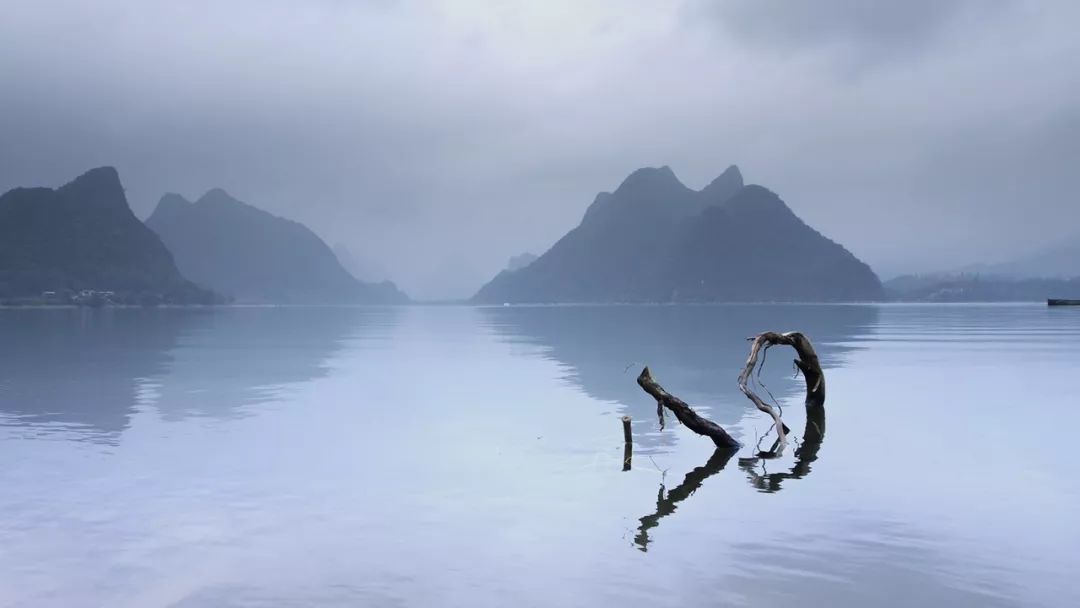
[2,304,1077,606]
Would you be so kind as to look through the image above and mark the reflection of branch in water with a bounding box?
[629,331,828,547]
[739,404,825,493]
[634,447,737,551]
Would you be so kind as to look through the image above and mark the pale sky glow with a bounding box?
[2,0,1078,298]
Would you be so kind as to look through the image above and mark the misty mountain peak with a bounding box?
[157,192,191,209]
[146,191,408,303]
[614,165,689,197]
[0,167,214,301]
[148,193,194,224]
[58,166,126,209]
[474,165,881,303]
[701,165,743,201]
[193,188,271,221]
[198,187,242,206]
[66,166,121,188]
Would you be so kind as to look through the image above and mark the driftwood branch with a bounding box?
[634,332,824,453]
[636,367,740,449]
[738,331,825,453]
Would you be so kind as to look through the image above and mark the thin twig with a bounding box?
[752,342,784,418]
[648,455,669,477]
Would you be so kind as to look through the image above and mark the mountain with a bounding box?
[473,165,882,303]
[146,189,407,304]
[885,274,1080,302]
[0,167,216,304]
[960,236,1080,279]
[506,252,538,272]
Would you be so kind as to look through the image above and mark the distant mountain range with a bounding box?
[147,189,407,304]
[0,167,216,304]
[957,236,1080,279]
[10,164,1072,306]
[885,236,1080,301]
[885,274,1080,302]
[473,165,882,303]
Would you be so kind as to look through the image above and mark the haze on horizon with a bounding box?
[2,0,1078,300]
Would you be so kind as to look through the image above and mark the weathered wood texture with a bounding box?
[636,367,740,449]
[635,331,825,453]
[621,415,633,471]
[737,331,825,450]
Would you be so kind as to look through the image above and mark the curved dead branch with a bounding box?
[738,331,825,453]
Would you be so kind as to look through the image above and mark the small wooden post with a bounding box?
[622,415,633,471]
[621,416,632,444]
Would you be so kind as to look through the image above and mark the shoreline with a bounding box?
[0,300,1059,310]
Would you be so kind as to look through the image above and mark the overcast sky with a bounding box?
[2,0,1078,299]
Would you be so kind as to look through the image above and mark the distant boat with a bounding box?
[1047,299,1080,306]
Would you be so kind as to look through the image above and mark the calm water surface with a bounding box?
[1,304,1077,607]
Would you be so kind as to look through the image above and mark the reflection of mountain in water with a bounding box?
[150,307,396,422]
[0,307,390,442]
[480,304,877,448]
[0,308,182,440]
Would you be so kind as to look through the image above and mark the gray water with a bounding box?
[1,304,1077,607]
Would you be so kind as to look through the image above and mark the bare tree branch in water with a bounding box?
[636,367,740,448]
[634,332,823,452]
[634,447,737,551]
[738,331,825,455]
[626,330,829,550]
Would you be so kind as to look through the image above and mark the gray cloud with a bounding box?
[697,0,1014,67]
[1,0,1078,298]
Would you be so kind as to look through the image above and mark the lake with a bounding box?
[1,304,1077,607]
